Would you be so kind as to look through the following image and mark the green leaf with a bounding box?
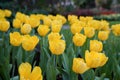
[10,76,19,80]
[62,53,70,74]
[82,69,95,80]
[46,57,56,80]
[16,46,23,67]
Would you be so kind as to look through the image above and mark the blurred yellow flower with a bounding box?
[10,32,22,46]
[73,33,86,46]
[72,58,90,74]
[4,9,12,17]
[98,31,109,41]
[29,17,40,28]
[51,20,62,33]
[37,25,50,37]
[55,14,66,24]
[19,62,43,80]
[112,24,120,36]
[90,40,103,52]
[49,39,65,55]
[84,27,95,38]
[43,17,52,27]
[79,16,93,23]
[0,9,5,18]
[0,20,10,32]
[68,15,79,25]
[70,21,83,34]
[30,14,40,21]
[21,24,32,34]
[22,35,39,51]
[68,15,78,22]
[85,50,108,68]
[100,20,110,31]
[15,12,26,23]
[87,20,101,30]
[48,15,55,20]
[13,18,22,28]
[48,32,62,41]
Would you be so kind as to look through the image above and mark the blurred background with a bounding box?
[1,0,120,20]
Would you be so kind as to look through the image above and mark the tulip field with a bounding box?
[0,9,120,80]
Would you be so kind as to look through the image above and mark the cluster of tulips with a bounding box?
[0,9,120,80]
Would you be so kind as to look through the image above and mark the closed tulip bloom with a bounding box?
[87,20,101,30]
[100,20,110,31]
[19,62,43,80]
[98,31,109,41]
[10,32,22,46]
[13,18,22,28]
[73,33,86,46]
[0,9,5,18]
[51,20,62,33]
[37,25,50,37]
[90,40,103,52]
[21,24,32,34]
[85,50,108,68]
[29,17,40,28]
[72,58,90,74]
[49,39,65,55]
[68,15,78,25]
[0,20,10,32]
[15,12,26,23]
[71,22,83,34]
[48,32,62,41]
[55,14,67,24]
[22,35,39,51]
[79,16,93,23]
[43,17,52,27]
[30,14,40,21]
[84,27,95,38]
[4,9,12,17]
[112,24,120,36]
[48,15,55,20]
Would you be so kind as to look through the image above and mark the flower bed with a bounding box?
[0,9,120,80]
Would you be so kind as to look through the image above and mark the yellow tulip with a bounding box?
[49,39,65,55]
[43,17,52,27]
[100,20,110,31]
[90,40,103,52]
[68,15,78,25]
[0,20,10,32]
[98,31,109,41]
[37,25,50,37]
[15,12,26,23]
[85,50,108,68]
[19,62,43,80]
[70,21,83,34]
[4,9,12,17]
[87,20,101,30]
[28,17,40,28]
[51,20,62,33]
[112,24,120,36]
[10,32,22,46]
[84,27,95,38]
[73,33,86,46]
[79,16,93,23]
[21,24,32,34]
[48,32,62,41]
[13,18,22,28]
[72,58,90,74]
[0,9,5,18]
[48,15,55,20]
[55,14,66,24]
[22,35,39,51]
[30,14,40,20]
